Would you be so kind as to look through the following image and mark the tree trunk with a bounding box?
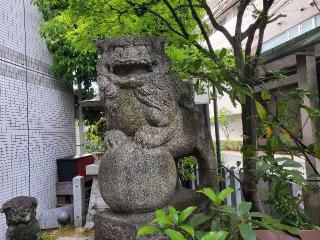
[241,95,263,211]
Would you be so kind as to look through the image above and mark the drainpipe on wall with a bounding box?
[78,82,85,156]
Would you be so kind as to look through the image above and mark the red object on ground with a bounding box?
[57,154,94,182]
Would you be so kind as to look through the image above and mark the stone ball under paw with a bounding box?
[98,141,177,213]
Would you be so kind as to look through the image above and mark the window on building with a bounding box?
[316,14,320,27]
[262,33,288,52]
[288,26,299,40]
[262,15,319,52]
[301,18,313,33]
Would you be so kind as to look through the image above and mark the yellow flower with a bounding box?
[265,127,272,138]
[284,131,292,141]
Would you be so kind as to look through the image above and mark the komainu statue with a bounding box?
[94,37,217,240]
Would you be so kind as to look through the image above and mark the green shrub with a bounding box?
[85,130,106,153]
[177,156,198,182]
[214,140,242,152]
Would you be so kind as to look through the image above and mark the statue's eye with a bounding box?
[152,61,158,67]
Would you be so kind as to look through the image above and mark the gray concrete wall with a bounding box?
[0,0,76,238]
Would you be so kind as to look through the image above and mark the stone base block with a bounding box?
[6,221,40,240]
[94,209,167,240]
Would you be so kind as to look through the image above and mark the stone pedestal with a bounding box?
[94,209,167,240]
[6,221,40,240]
[85,164,108,229]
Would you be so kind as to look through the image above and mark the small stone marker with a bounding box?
[73,176,85,227]
[0,196,40,240]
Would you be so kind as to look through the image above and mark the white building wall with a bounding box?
[0,1,75,238]
[207,0,320,141]
[208,0,320,50]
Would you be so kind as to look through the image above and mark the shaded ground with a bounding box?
[40,226,93,240]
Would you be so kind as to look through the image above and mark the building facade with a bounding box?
[0,0,76,237]
[208,0,320,224]
[207,0,320,141]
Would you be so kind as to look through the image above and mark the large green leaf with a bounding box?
[256,164,271,179]
[155,209,166,218]
[195,230,206,240]
[179,224,195,238]
[197,188,220,206]
[168,206,179,225]
[189,214,211,227]
[279,224,300,236]
[178,207,197,225]
[152,216,173,226]
[137,226,161,238]
[239,222,256,240]
[218,187,234,201]
[281,160,302,168]
[200,231,229,240]
[255,101,267,120]
[238,202,252,216]
[249,212,270,219]
[164,229,187,240]
[261,89,271,101]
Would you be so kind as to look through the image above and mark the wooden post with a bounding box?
[296,47,320,225]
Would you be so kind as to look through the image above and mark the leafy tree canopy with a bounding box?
[32,0,235,95]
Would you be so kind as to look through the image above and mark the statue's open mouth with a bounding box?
[113,62,153,77]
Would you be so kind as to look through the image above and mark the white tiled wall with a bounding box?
[0,1,75,238]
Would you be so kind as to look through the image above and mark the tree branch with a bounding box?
[198,0,236,49]
[162,0,189,38]
[147,9,185,37]
[187,0,214,52]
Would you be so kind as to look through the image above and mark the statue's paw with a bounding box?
[134,130,161,149]
[104,130,127,150]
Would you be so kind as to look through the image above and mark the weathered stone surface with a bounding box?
[1,196,37,226]
[85,175,109,230]
[96,37,217,194]
[94,36,217,238]
[86,164,100,176]
[99,140,177,213]
[1,196,40,240]
[94,209,168,240]
[5,221,40,240]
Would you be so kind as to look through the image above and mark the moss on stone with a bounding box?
[39,226,93,240]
